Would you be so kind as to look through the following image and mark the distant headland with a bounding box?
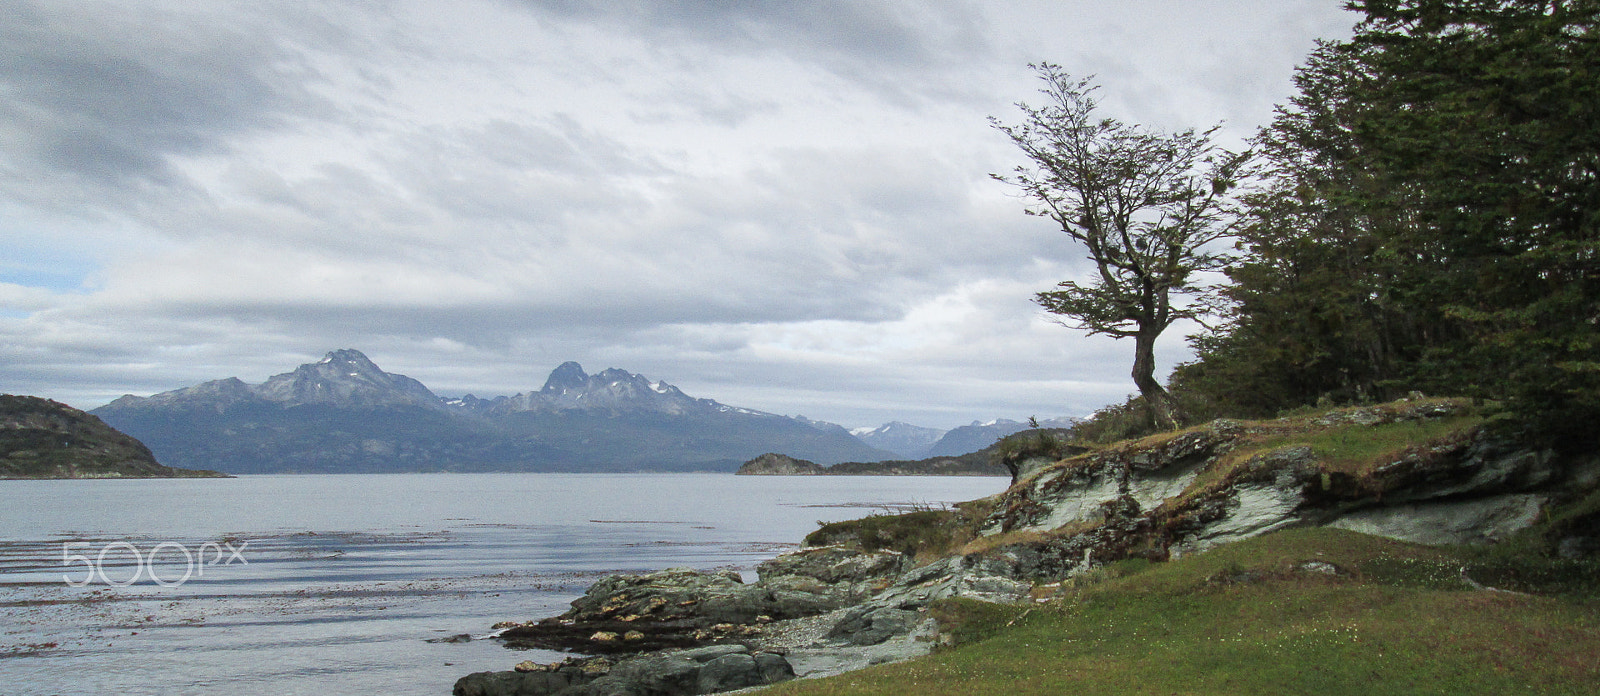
[1,394,228,479]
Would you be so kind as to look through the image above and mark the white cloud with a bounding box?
[0,0,1359,429]
[0,281,63,311]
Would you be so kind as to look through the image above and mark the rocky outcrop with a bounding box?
[749,401,1600,624]
[756,545,906,598]
[498,547,912,652]
[0,395,227,479]
[464,399,1600,693]
[455,658,605,696]
[465,550,911,695]
[856,554,1033,611]
[454,645,795,696]
[965,400,1597,581]
[497,562,881,654]
[1325,494,1548,546]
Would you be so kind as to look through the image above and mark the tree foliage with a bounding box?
[1179,0,1599,448]
[993,65,1250,430]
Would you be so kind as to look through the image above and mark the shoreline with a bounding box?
[452,539,1026,696]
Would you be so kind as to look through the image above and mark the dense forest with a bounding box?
[1062,1,1596,451]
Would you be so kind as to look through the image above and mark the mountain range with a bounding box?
[851,418,1078,460]
[92,350,895,474]
[925,418,1077,457]
[850,421,947,459]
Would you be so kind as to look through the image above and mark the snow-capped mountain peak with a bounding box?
[851,421,947,460]
[253,349,443,409]
[91,351,895,472]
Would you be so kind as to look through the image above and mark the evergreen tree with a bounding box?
[1188,0,1599,447]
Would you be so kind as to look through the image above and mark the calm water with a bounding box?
[0,473,1008,695]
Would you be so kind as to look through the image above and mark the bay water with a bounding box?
[0,473,1008,695]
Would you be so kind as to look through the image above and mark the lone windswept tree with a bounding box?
[993,64,1250,431]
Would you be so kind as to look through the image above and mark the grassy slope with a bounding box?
[763,528,1600,696]
[772,400,1599,694]
[802,400,1493,566]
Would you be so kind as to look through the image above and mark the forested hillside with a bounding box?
[1079,1,1595,452]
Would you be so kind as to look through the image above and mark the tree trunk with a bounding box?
[1133,330,1182,432]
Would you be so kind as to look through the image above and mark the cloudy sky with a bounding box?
[1,0,1357,430]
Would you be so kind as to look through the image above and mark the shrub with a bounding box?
[993,428,1075,479]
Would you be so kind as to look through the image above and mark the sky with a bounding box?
[0,0,1359,430]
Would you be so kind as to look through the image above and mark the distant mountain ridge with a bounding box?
[93,350,895,474]
[926,417,1076,457]
[447,361,743,418]
[103,349,446,413]
[850,421,947,459]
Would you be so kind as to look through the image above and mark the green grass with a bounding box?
[1151,409,1484,513]
[759,528,1600,696]
[772,399,1596,694]
[1290,415,1482,476]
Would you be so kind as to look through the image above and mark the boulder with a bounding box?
[696,653,763,692]
[827,606,921,646]
[457,647,793,696]
[753,652,797,683]
[756,546,906,600]
[577,652,701,696]
[454,660,601,696]
[865,554,1033,609]
[583,647,792,696]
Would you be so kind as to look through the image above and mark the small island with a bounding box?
[0,394,228,479]
[736,428,1081,477]
[736,451,1007,476]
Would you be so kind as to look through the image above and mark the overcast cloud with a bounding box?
[0,0,1358,430]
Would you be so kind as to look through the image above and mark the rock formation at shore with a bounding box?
[493,547,906,656]
[0,394,227,479]
[459,399,1600,695]
[457,547,910,695]
[977,399,1598,562]
[455,644,797,696]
